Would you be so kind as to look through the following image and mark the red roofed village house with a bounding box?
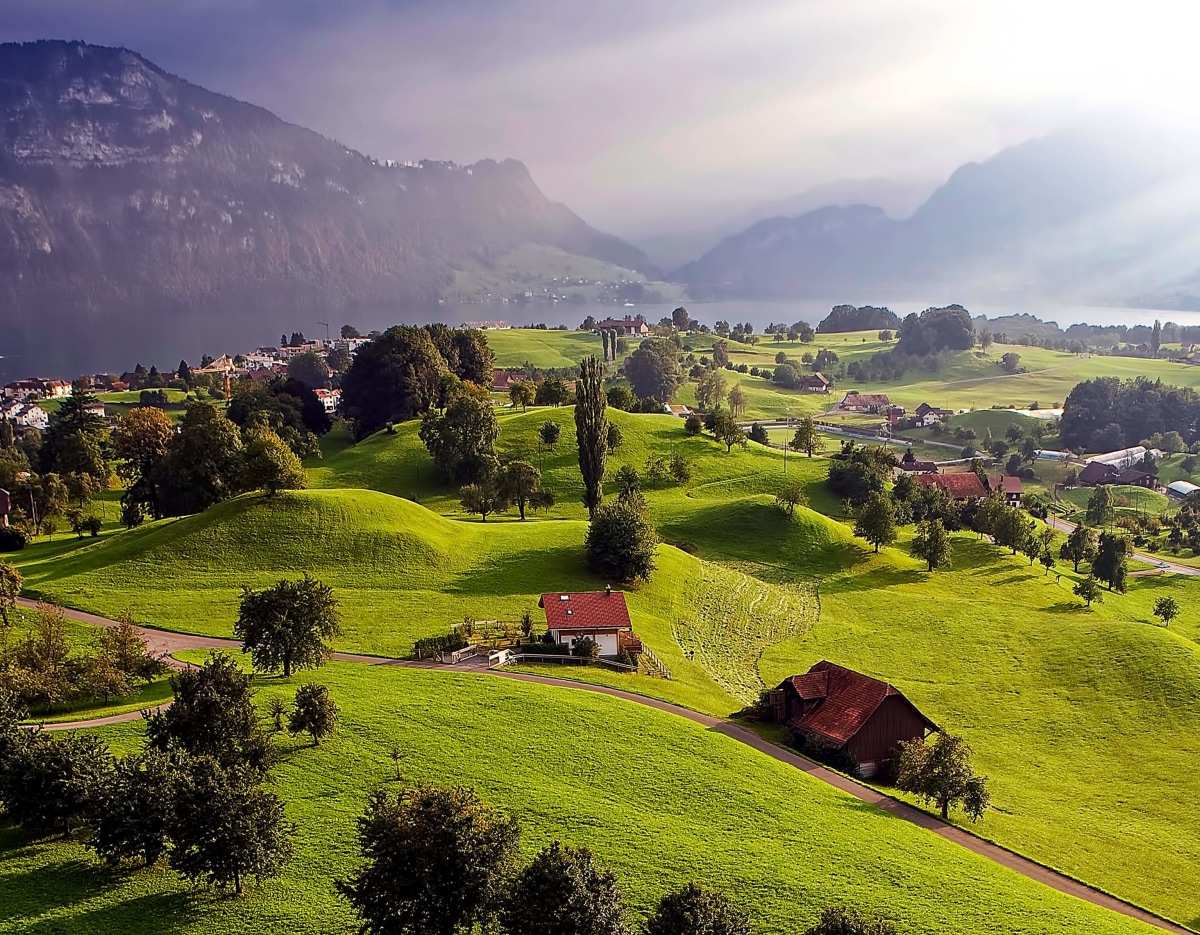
[914,472,988,501]
[539,589,642,657]
[768,662,938,778]
[988,474,1024,506]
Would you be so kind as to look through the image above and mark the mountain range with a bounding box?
[0,41,658,377]
[674,122,1200,308]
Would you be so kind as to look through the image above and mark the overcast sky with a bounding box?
[3,0,1198,234]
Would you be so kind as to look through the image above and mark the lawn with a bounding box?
[0,661,1163,935]
[485,327,607,369]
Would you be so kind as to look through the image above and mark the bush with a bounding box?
[748,423,769,444]
[0,527,26,551]
[412,633,468,659]
[519,642,570,655]
[571,636,601,661]
[684,414,703,436]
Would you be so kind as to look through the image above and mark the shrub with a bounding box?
[412,633,468,659]
[0,527,26,551]
[571,636,600,661]
[684,414,703,436]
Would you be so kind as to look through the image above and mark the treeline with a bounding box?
[817,304,901,333]
[1059,377,1200,452]
[976,313,1200,353]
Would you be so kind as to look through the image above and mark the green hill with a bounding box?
[0,662,1160,935]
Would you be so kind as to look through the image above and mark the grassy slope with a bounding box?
[0,662,1158,935]
[761,530,1200,927]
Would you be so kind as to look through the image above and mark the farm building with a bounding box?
[538,589,642,658]
[0,487,8,527]
[988,474,1024,505]
[915,472,988,501]
[1078,462,1119,487]
[768,662,938,778]
[492,369,520,391]
[1168,480,1200,499]
[597,315,649,337]
[1087,446,1159,471]
[801,373,831,393]
[894,461,937,476]
[914,402,953,426]
[1114,468,1156,489]
[664,404,693,417]
[839,391,892,413]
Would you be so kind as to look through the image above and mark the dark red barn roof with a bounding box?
[781,661,937,747]
[989,475,1024,494]
[1078,462,1118,486]
[538,591,632,631]
[915,472,987,500]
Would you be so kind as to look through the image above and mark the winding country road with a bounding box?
[1044,515,1200,577]
[17,598,1192,935]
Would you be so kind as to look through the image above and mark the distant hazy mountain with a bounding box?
[673,124,1200,305]
[631,176,935,271]
[0,41,656,376]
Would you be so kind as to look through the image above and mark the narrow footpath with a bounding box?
[16,598,1192,935]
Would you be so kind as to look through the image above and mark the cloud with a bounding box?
[3,0,1199,234]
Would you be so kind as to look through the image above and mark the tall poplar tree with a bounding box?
[575,356,608,518]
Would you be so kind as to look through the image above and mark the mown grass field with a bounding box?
[0,662,1163,935]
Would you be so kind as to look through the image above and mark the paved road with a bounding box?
[19,599,1191,935]
[1044,516,1200,577]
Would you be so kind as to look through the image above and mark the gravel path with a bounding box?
[18,598,1190,934]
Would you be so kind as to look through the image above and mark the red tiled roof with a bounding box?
[538,591,632,631]
[783,661,936,746]
[989,475,1024,494]
[842,392,891,407]
[789,671,828,700]
[915,472,987,499]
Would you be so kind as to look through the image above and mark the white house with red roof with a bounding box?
[538,588,639,657]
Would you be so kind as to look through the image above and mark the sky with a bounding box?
[3,0,1200,235]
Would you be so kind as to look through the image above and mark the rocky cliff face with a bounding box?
[0,40,654,376]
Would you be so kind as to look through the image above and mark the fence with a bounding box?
[488,652,638,673]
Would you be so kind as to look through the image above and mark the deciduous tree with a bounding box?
[500,841,627,935]
[854,492,897,553]
[340,326,448,439]
[509,381,536,411]
[1073,575,1104,608]
[235,576,341,678]
[585,499,658,583]
[625,338,683,402]
[0,562,21,628]
[789,417,824,458]
[911,519,952,572]
[803,906,897,935]
[242,426,306,495]
[1153,595,1179,627]
[419,397,500,485]
[288,683,339,745]
[459,480,509,522]
[1059,524,1097,572]
[695,370,727,411]
[145,652,272,773]
[1092,532,1129,592]
[775,481,808,517]
[168,754,294,895]
[646,883,750,935]
[156,401,246,516]
[336,785,521,935]
[710,409,746,453]
[896,732,990,821]
[89,750,174,867]
[497,460,546,521]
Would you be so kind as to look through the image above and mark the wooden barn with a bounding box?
[768,661,938,777]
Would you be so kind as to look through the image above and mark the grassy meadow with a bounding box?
[10,330,1200,932]
[0,662,1165,935]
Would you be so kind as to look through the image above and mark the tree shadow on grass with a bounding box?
[446,546,593,597]
[1044,601,1092,615]
[0,846,126,923]
[17,890,199,935]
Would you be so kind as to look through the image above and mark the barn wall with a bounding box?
[846,696,928,766]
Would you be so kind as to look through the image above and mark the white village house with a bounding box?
[538,589,642,658]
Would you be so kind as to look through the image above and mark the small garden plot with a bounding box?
[671,564,818,704]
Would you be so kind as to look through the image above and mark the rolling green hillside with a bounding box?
[0,663,1160,935]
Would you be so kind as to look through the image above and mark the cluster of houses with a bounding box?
[1075,446,1161,490]
[894,464,1024,506]
[2,378,72,430]
[536,589,935,780]
[838,392,954,428]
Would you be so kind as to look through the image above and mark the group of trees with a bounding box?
[816,305,900,334]
[826,441,897,508]
[0,651,327,893]
[625,338,684,403]
[1059,376,1200,452]
[1058,524,1129,598]
[117,399,306,526]
[337,780,892,935]
[0,589,168,712]
[340,326,495,439]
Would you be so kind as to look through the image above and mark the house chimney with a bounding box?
[605,584,612,596]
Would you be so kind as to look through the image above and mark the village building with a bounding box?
[768,661,938,778]
[538,589,642,658]
[915,471,988,501]
[839,391,892,413]
[894,460,937,476]
[1114,468,1156,489]
[664,404,692,417]
[3,378,70,401]
[1,400,49,430]
[800,372,831,393]
[988,474,1024,505]
[492,369,520,392]
[596,315,649,337]
[914,402,954,426]
[1086,446,1159,471]
[314,388,341,413]
[1078,461,1119,487]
